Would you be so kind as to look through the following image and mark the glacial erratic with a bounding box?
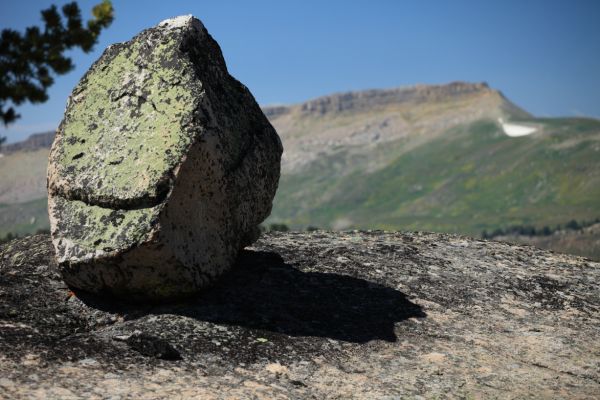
[46,15,282,299]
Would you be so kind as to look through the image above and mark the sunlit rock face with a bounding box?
[47,15,282,300]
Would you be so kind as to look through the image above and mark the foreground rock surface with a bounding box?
[47,15,282,299]
[1,232,599,398]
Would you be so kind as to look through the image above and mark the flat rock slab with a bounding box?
[1,232,599,398]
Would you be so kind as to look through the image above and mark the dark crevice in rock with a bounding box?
[108,157,123,165]
[114,332,182,360]
[527,362,600,385]
[49,172,173,211]
[226,131,254,174]
[149,98,158,112]
[111,90,166,116]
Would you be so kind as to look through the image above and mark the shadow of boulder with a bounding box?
[76,250,426,343]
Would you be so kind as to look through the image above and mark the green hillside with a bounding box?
[0,146,51,238]
[268,115,600,235]
[0,198,49,237]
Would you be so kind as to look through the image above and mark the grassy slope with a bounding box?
[0,148,51,237]
[0,148,49,204]
[269,117,600,235]
[0,198,49,236]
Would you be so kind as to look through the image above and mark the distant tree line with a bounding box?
[482,217,600,239]
[3,219,598,245]
[0,228,50,244]
[260,224,320,233]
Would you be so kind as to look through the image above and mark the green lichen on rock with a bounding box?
[47,15,283,299]
[49,196,161,262]
[49,22,201,206]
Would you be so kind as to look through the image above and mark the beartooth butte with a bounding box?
[47,15,282,299]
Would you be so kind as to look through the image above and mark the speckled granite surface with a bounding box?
[1,231,599,398]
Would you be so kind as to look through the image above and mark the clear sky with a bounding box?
[1,0,599,143]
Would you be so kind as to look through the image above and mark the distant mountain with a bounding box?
[1,82,599,258]
[1,131,54,154]
[0,132,53,236]
[264,82,530,176]
[264,82,600,237]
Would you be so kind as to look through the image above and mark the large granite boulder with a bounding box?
[47,16,282,299]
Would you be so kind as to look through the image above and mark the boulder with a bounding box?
[47,16,282,299]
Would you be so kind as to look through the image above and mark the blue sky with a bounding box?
[1,0,599,143]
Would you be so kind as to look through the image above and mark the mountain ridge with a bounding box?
[0,131,54,154]
[261,83,600,240]
[265,81,535,176]
[263,81,530,119]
